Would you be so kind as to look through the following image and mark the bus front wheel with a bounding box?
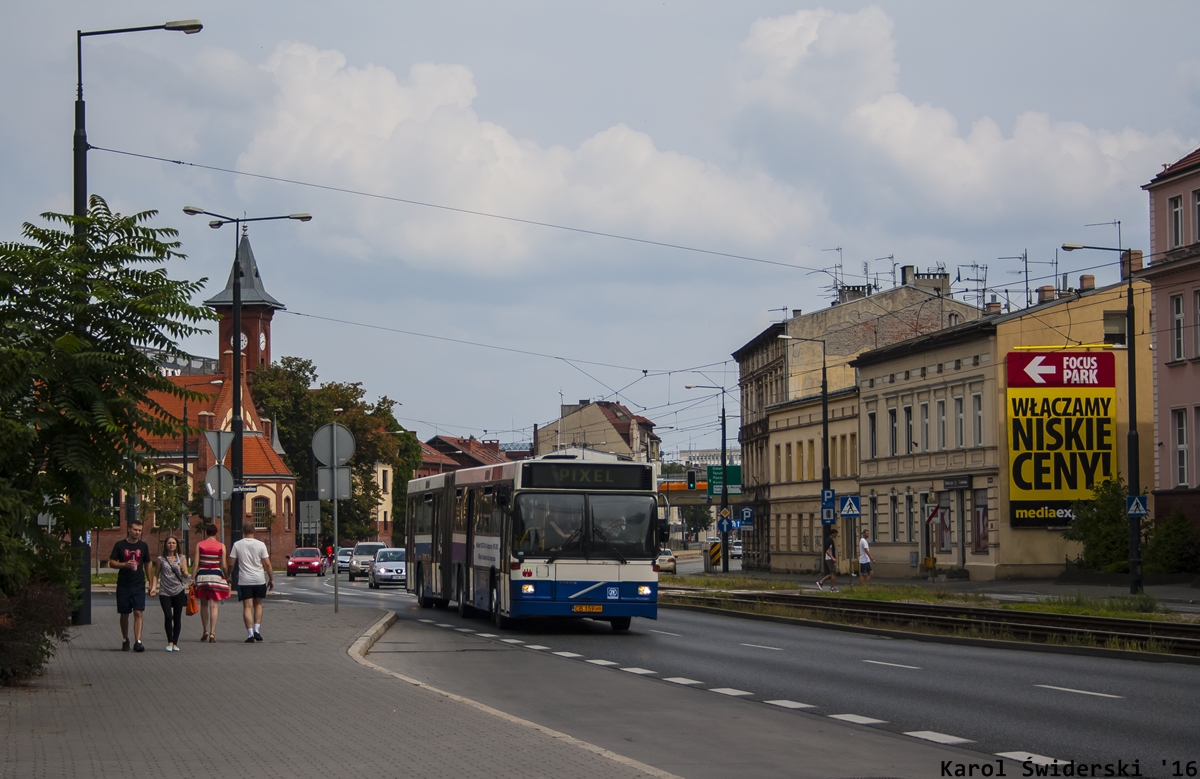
[609,617,631,632]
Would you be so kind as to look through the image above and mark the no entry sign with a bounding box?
[1006,351,1117,528]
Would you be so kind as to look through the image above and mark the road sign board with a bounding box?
[706,465,742,497]
[821,508,836,525]
[717,518,733,534]
[739,506,755,529]
[719,507,731,519]
[318,466,352,500]
[204,430,234,462]
[204,465,233,501]
[1126,496,1149,518]
[821,489,836,510]
[232,485,258,494]
[299,501,321,535]
[839,496,861,517]
[313,423,355,466]
[203,496,221,519]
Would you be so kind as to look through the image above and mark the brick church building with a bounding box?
[93,233,297,568]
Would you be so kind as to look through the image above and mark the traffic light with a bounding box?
[686,470,697,490]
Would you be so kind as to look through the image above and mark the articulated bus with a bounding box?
[405,454,661,631]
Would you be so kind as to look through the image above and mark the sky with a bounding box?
[3,1,1198,457]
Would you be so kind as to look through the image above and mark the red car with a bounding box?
[286,548,328,577]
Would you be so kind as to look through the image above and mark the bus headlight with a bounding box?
[521,584,535,594]
[638,586,652,596]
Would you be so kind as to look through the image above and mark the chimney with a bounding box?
[901,265,915,286]
[1120,249,1144,280]
[1079,274,1095,291]
[1036,285,1056,304]
[838,285,869,304]
[792,309,803,318]
[984,294,1002,314]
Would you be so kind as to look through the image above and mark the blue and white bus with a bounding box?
[406,453,661,631]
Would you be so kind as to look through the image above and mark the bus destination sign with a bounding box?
[523,463,651,491]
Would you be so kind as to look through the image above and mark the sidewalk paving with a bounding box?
[2,593,670,779]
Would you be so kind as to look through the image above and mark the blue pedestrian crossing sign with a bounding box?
[839,496,861,517]
[1126,496,1149,518]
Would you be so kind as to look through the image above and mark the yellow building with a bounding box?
[852,276,1153,580]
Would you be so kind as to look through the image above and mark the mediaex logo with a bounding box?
[1006,351,1116,528]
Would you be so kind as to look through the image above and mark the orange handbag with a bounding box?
[186,585,199,616]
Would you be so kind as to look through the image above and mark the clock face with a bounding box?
[230,332,248,350]
[259,332,267,351]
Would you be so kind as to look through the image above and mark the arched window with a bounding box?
[284,497,292,531]
[253,497,270,530]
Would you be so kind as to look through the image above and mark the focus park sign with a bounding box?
[1007,351,1117,528]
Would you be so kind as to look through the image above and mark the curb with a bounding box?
[348,613,684,779]
[660,600,1200,666]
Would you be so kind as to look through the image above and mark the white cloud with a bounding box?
[237,42,823,274]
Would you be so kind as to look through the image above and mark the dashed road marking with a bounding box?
[418,619,435,623]
[829,714,886,725]
[454,628,475,633]
[741,643,782,651]
[586,659,619,666]
[649,629,682,636]
[906,731,973,745]
[553,651,583,658]
[621,667,656,675]
[765,700,815,709]
[435,623,453,628]
[709,687,753,696]
[1034,684,1122,699]
[500,638,525,644]
[663,677,703,685]
[475,633,498,638]
[862,660,920,670]
[996,752,1065,767]
[525,645,550,650]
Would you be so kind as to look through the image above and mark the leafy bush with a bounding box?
[1144,506,1200,574]
[0,581,72,685]
[1063,477,1145,572]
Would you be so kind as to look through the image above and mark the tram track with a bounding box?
[659,587,1200,657]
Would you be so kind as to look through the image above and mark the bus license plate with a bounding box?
[573,605,603,613]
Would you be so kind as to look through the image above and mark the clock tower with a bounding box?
[204,233,285,378]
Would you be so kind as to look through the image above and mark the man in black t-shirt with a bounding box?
[109,519,151,652]
[815,528,839,592]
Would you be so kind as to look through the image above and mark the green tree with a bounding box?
[1062,477,1147,573]
[0,197,214,681]
[1144,506,1200,574]
[679,504,714,539]
[660,463,686,476]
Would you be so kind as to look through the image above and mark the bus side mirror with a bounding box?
[497,488,510,507]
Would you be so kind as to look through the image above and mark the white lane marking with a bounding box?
[1034,684,1123,699]
[621,667,656,675]
[500,639,525,644]
[649,629,682,637]
[765,700,815,709]
[663,677,703,685]
[435,623,453,628]
[996,752,1065,767]
[862,660,920,670]
[906,731,974,745]
[525,645,550,650]
[553,651,583,658]
[475,633,498,638]
[709,687,753,696]
[829,714,887,725]
[586,659,619,666]
[454,628,475,633]
[741,643,783,651]
[418,619,435,623]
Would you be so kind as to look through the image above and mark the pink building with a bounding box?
[1141,149,1200,525]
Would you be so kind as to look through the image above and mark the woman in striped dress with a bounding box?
[191,524,230,642]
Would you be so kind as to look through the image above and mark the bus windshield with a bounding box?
[511,493,657,560]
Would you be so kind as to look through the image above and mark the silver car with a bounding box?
[348,542,386,581]
[368,548,407,589]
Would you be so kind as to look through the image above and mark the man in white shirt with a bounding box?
[229,520,274,643]
[859,529,875,585]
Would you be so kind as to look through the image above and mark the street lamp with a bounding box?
[74,20,202,235]
[1061,240,1142,594]
[183,207,310,548]
[684,384,732,572]
[779,334,832,561]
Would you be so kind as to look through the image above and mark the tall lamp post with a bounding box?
[684,385,732,572]
[69,18,202,627]
[778,335,831,556]
[1062,241,1142,594]
[74,20,202,235]
[183,207,311,547]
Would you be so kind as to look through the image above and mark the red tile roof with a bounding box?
[1146,146,1200,186]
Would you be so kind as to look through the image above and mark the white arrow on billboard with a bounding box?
[1023,355,1056,384]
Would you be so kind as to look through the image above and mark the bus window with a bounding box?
[513,494,584,556]
[589,494,657,559]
